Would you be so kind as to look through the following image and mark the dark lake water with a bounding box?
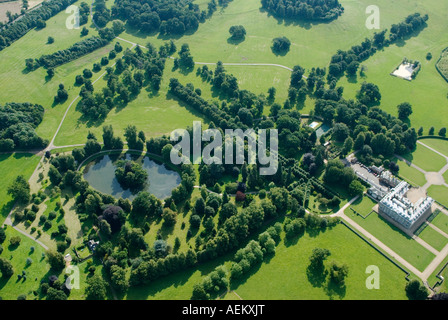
[83,153,181,200]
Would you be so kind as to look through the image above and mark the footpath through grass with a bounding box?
[401,143,447,173]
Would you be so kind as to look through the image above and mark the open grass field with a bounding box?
[418,225,448,252]
[420,139,448,158]
[53,58,210,146]
[125,223,409,300]
[428,185,448,208]
[345,197,435,272]
[225,224,409,300]
[350,195,376,216]
[0,0,133,142]
[0,153,41,223]
[400,143,447,173]
[120,0,448,131]
[394,157,427,187]
[431,211,448,235]
[0,226,50,300]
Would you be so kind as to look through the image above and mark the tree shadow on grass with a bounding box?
[306,264,328,288]
[324,279,347,300]
[229,261,263,291]
[165,92,212,123]
[283,230,305,247]
[227,37,245,46]
[0,276,11,292]
[346,73,358,84]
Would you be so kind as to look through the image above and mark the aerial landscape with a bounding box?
[0,0,448,303]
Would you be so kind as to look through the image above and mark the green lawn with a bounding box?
[431,211,448,235]
[394,157,427,187]
[350,195,377,216]
[0,153,41,224]
[400,143,447,173]
[418,225,448,252]
[228,224,409,300]
[420,139,448,158]
[345,201,435,272]
[427,253,448,291]
[126,223,409,300]
[0,226,50,300]
[428,185,448,208]
[0,0,117,142]
[121,0,448,132]
[54,58,210,146]
[444,170,448,184]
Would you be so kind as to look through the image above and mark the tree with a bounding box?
[47,68,55,78]
[309,247,331,270]
[47,36,54,44]
[397,102,413,120]
[109,265,128,292]
[85,274,107,300]
[267,87,276,101]
[342,137,354,156]
[272,37,291,54]
[46,287,67,300]
[354,133,365,150]
[405,279,429,300]
[7,175,30,204]
[328,261,349,286]
[439,127,447,137]
[357,82,381,106]
[0,257,14,278]
[81,27,89,36]
[229,25,246,40]
[348,180,364,197]
[115,160,148,192]
[46,250,65,271]
[0,228,5,244]
[332,123,350,142]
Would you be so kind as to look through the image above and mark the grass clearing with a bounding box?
[400,143,447,173]
[419,139,448,158]
[54,58,210,146]
[428,185,448,208]
[418,225,448,252]
[431,211,448,235]
[350,195,376,216]
[394,157,427,187]
[230,224,409,300]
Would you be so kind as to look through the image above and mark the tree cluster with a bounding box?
[30,36,110,70]
[261,0,344,22]
[0,102,47,151]
[115,160,149,192]
[111,0,229,36]
[327,13,428,82]
[78,43,166,120]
